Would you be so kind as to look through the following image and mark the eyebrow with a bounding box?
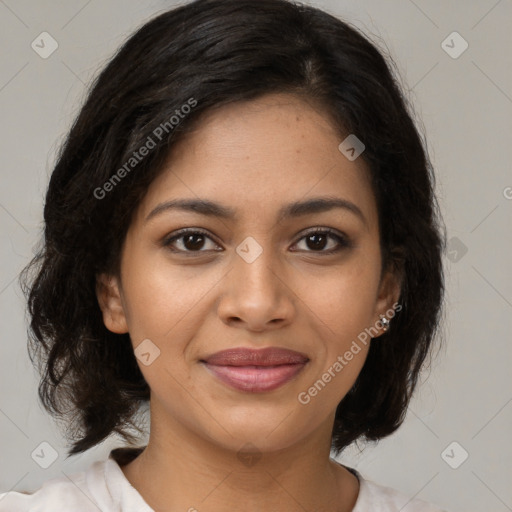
[145,196,368,227]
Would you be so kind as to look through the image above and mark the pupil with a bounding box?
[185,234,204,250]
[307,233,327,250]
[182,233,328,251]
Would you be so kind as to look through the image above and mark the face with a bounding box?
[97,93,400,454]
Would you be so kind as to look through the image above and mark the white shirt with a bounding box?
[0,449,448,511]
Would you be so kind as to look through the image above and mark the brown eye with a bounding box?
[292,228,351,254]
[163,229,221,253]
[305,232,329,251]
[163,227,350,255]
[182,233,206,251]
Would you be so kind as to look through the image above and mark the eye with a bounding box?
[163,228,221,253]
[292,228,351,254]
[162,227,351,255]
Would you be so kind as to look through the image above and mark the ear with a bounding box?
[96,273,129,334]
[372,265,402,338]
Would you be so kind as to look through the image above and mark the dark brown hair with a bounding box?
[19,0,445,457]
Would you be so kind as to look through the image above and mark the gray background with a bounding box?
[1,1,511,511]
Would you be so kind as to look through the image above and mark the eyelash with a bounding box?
[162,227,351,256]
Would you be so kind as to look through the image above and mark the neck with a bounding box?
[120,408,359,512]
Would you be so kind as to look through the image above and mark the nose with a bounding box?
[216,242,295,333]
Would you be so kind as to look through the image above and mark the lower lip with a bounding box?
[203,362,307,392]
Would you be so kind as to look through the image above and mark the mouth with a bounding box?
[200,347,309,393]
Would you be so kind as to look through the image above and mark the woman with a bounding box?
[0,0,447,510]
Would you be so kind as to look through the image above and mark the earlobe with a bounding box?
[373,267,402,337]
[95,273,129,334]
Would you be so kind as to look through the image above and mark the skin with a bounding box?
[97,92,401,512]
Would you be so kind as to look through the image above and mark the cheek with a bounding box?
[120,250,215,341]
[295,270,376,409]
[298,256,381,337]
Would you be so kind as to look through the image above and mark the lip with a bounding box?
[203,347,309,366]
[201,347,309,393]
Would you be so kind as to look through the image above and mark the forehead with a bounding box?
[136,93,378,229]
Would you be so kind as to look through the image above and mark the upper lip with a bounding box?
[202,347,309,366]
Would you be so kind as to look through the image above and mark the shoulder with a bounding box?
[0,449,153,512]
[352,470,449,512]
[0,460,107,512]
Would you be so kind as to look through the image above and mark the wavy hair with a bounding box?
[19,0,445,457]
